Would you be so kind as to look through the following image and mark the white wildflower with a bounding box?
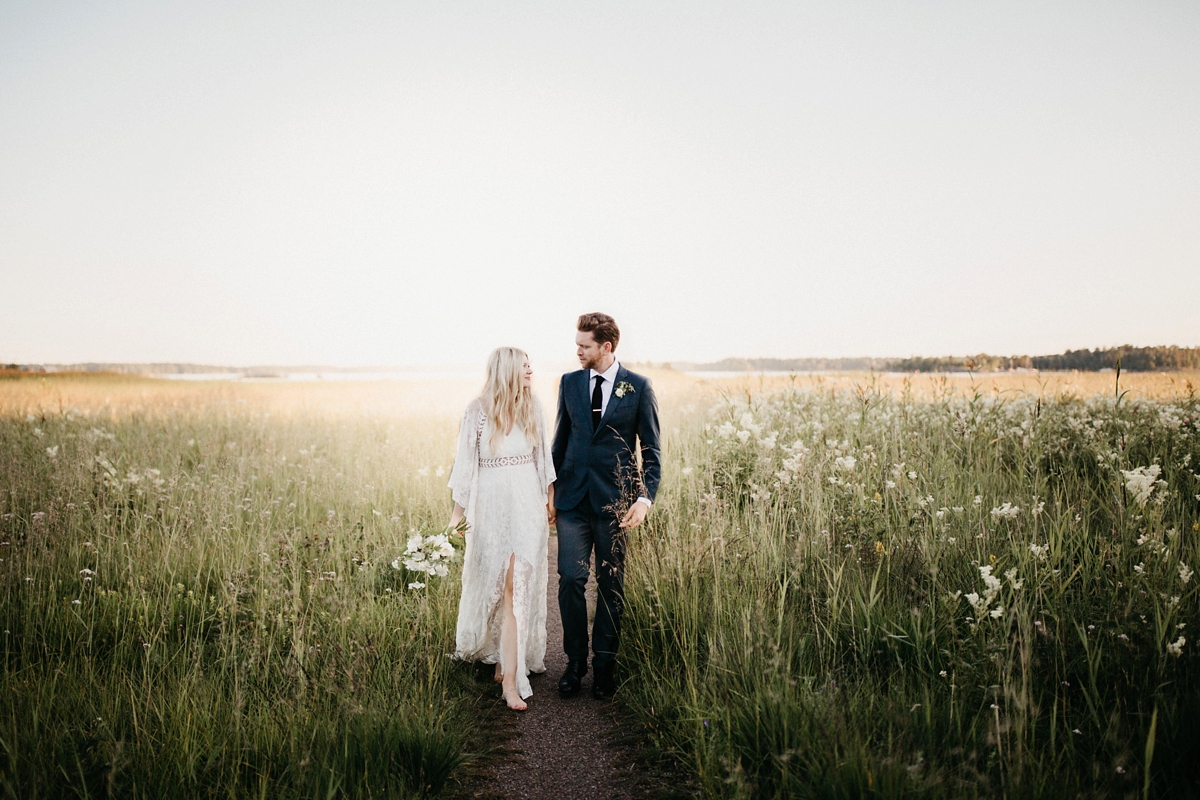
[681,467,694,476]
[973,495,983,506]
[1179,563,1193,585]
[1004,568,1023,590]
[965,592,987,616]
[990,503,1021,520]
[408,582,426,590]
[45,446,59,458]
[1166,636,1185,657]
[1029,543,1049,561]
[834,455,857,472]
[1121,465,1161,508]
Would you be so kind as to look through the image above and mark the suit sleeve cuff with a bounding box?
[635,497,652,508]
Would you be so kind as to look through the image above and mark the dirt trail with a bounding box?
[476,536,643,799]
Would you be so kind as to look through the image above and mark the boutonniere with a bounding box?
[613,381,635,399]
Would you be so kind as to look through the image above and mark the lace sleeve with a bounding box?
[533,396,556,492]
[447,400,481,509]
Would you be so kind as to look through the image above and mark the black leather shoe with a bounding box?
[558,660,587,695]
[591,665,616,699]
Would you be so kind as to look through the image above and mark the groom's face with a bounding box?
[575,330,612,371]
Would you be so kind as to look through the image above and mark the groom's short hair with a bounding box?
[577,312,620,352]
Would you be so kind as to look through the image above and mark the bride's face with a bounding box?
[522,359,532,388]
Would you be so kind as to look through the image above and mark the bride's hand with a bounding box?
[546,504,556,526]
[448,502,466,533]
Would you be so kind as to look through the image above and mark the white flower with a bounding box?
[1166,636,1185,657]
[1179,563,1193,585]
[1029,543,1049,561]
[417,467,430,477]
[885,480,896,489]
[990,503,1021,520]
[408,582,425,590]
[979,565,1002,595]
[45,446,59,458]
[965,592,987,616]
[973,495,983,506]
[907,471,917,480]
[79,568,95,577]
[989,606,1004,619]
[681,467,694,476]
[736,430,752,444]
[716,422,735,439]
[33,428,44,438]
[834,456,857,472]
[738,413,760,436]
[435,466,445,477]
[1134,563,1145,575]
[1004,568,1023,590]
[1121,465,1162,508]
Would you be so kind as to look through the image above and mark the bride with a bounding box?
[447,347,556,710]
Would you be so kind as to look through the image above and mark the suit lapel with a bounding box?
[593,365,629,439]
[576,370,592,429]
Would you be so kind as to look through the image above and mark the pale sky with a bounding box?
[2,1,1198,367]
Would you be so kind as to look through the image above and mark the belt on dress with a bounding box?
[478,453,535,468]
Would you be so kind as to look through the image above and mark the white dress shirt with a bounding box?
[589,359,622,417]
[589,359,651,509]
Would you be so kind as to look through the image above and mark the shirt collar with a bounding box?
[590,360,620,383]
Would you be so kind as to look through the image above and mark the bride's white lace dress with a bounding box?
[448,397,555,699]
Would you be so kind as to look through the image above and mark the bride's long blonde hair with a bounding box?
[482,347,539,453]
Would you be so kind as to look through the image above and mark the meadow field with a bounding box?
[1,369,1198,798]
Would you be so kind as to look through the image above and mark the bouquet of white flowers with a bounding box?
[391,526,462,589]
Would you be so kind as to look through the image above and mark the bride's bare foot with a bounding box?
[493,663,504,684]
[502,686,527,711]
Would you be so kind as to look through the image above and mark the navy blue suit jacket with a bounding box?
[551,365,661,514]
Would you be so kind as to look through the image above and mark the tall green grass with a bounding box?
[0,400,480,798]
[624,381,1199,798]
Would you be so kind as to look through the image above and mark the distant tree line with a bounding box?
[888,346,1200,373]
[682,357,892,372]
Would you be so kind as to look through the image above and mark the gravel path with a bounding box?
[477,536,643,799]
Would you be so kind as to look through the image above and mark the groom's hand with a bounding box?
[547,504,557,526]
[619,502,648,529]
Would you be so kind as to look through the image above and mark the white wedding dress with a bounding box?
[448,397,555,699]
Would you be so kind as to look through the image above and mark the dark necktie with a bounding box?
[591,375,605,431]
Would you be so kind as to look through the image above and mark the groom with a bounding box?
[551,312,661,699]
